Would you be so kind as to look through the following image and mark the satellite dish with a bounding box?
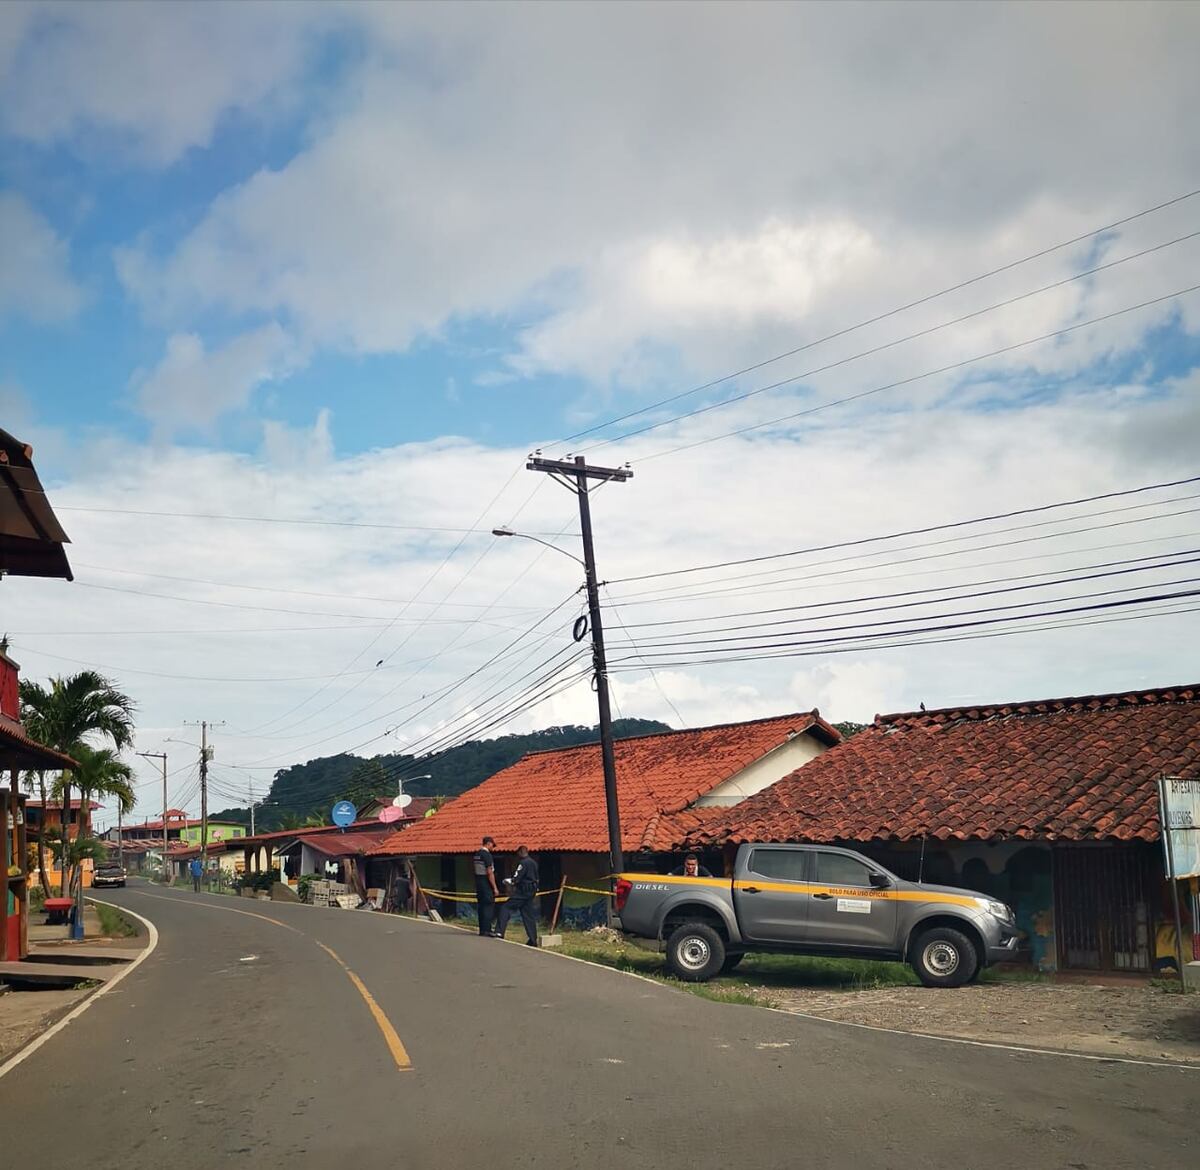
[331,800,356,828]
[379,806,403,824]
[393,793,413,810]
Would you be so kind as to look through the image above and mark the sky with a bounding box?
[2,1,1200,827]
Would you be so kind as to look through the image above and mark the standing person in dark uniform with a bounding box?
[496,845,540,946]
[473,836,499,937]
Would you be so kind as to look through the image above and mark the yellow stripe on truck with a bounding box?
[619,873,980,910]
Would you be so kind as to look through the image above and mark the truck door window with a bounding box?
[748,849,809,882]
[816,852,874,887]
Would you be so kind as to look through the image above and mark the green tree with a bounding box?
[19,671,136,896]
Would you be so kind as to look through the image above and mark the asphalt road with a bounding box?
[1,880,1195,1169]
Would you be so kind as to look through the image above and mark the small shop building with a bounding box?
[369,711,841,927]
[688,684,1200,974]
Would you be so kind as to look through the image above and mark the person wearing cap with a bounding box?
[473,835,500,937]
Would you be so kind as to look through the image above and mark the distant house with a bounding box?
[369,711,841,927]
[688,684,1200,974]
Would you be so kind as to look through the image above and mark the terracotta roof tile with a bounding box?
[370,712,839,856]
[689,683,1200,847]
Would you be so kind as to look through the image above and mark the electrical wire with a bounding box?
[607,474,1200,586]
[546,185,1200,447]
[607,587,1200,666]
[56,504,577,537]
[579,232,1200,456]
[607,505,1200,607]
[629,282,1200,464]
[608,574,1200,654]
[613,550,1200,634]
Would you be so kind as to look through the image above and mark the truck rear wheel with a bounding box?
[665,922,726,982]
[911,926,978,988]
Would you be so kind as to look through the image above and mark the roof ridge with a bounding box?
[876,682,1200,727]
[518,710,820,758]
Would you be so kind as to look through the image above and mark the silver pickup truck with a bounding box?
[614,843,1019,987]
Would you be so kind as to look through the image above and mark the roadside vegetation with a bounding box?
[92,901,136,938]
[445,918,1045,1000]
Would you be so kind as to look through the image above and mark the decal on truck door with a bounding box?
[836,898,872,914]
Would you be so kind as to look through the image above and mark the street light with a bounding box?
[491,526,584,566]
[493,451,632,876]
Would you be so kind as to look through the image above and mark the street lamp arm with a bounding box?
[491,526,585,566]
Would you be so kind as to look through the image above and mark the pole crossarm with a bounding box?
[522,454,632,875]
[527,456,633,484]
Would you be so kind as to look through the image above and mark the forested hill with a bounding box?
[211,718,670,831]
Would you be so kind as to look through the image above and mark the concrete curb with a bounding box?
[0,898,159,1082]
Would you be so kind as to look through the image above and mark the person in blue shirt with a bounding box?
[189,857,203,893]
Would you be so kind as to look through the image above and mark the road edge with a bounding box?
[385,912,1200,1072]
[0,896,160,1082]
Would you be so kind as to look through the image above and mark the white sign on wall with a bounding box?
[1159,776,1200,879]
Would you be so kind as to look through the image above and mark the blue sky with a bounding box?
[2,2,1200,820]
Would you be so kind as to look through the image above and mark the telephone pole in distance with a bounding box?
[184,721,223,888]
[522,453,632,875]
[136,750,168,883]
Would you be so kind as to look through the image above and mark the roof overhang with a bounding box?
[0,716,78,771]
[0,429,73,580]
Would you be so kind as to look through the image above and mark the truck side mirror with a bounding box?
[868,871,890,888]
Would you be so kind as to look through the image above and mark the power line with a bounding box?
[608,587,1200,666]
[608,505,1200,607]
[72,562,545,613]
[580,230,1200,455]
[615,549,1200,633]
[636,282,1200,463]
[547,185,1200,446]
[609,597,1200,672]
[57,504,577,537]
[234,460,542,737]
[609,574,1200,653]
[608,474,1200,587]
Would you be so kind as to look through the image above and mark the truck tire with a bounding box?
[910,925,978,988]
[665,922,726,982]
[720,952,745,974]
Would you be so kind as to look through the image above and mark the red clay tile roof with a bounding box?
[688,684,1200,847]
[370,711,840,856]
[0,718,78,771]
[299,829,393,858]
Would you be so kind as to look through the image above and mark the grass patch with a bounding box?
[438,917,1044,999]
[92,902,136,938]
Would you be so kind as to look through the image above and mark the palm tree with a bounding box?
[47,744,135,881]
[19,672,136,896]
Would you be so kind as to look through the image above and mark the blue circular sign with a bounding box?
[331,800,356,827]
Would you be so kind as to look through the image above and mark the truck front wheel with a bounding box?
[665,922,726,982]
[910,926,978,988]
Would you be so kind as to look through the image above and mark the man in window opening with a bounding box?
[671,853,713,878]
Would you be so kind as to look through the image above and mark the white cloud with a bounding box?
[0,191,83,322]
[130,323,299,434]
[0,1,321,163]
[111,3,1200,394]
[8,368,1200,811]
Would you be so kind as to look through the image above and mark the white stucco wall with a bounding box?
[691,731,830,807]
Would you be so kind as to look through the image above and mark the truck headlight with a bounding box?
[978,898,1014,923]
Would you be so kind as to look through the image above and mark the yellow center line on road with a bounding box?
[132,890,412,1072]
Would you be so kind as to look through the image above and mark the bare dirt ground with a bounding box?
[0,986,90,1064]
[766,981,1200,1063]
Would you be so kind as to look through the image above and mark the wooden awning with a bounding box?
[0,428,72,580]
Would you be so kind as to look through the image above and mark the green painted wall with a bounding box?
[180,823,246,845]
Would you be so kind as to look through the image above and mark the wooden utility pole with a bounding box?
[137,751,168,879]
[185,721,222,889]
[524,454,632,875]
